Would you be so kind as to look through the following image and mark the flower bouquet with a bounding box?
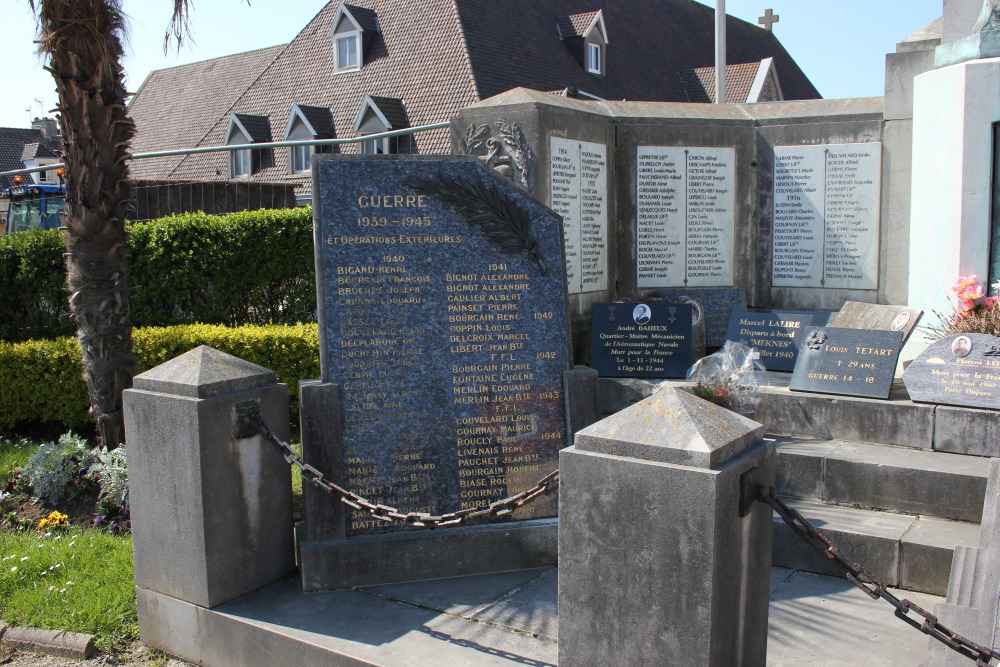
[682,341,767,416]
[925,275,1000,339]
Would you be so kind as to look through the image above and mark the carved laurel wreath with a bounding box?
[407,172,547,276]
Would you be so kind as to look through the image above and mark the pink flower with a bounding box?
[952,275,979,293]
[961,299,978,311]
[958,284,985,301]
[986,296,1000,309]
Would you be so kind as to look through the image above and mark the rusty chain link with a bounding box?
[764,487,997,666]
[246,406,558,529]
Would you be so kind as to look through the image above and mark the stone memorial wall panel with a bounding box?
[589,303,693,378]
[772,143,881,290]
[636,146,735,288]
[314,156,571,536]
[903,334,1000,409]
[724,311,813,372]
[550,137,608,294]
[789,327,903,399]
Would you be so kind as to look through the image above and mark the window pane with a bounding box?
[291,145,310,172]
[337,36,358,69]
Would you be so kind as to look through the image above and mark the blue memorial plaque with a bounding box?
[903,334,1000,410]
[657,288,746,347]
[771,309,834,327]
[589,302,693,378]
[724,311,813,372]
[789,327,903,399]
[314,156,572,535]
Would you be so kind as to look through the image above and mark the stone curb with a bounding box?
[0,620,96,660]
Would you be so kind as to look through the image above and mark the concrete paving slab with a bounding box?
[135,565,952,666]
[470,568,557,640]
[767,569,945,666]
[359,567,551,619]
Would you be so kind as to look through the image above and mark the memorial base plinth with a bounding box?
[298,519,557,591]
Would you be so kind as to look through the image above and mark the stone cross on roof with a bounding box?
[758,8,779,32]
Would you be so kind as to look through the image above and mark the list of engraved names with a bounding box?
[636,146,735,288]
[550,137,608,293]
[772,143,881,289]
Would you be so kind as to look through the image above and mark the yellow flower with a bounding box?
[36,511,68,531]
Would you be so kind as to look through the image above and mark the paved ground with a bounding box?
[1,566,948,666]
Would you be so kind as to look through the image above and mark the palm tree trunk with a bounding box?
[36,0,136,447]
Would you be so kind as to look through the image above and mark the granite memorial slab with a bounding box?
[771,309,834,326]
[589,303,693,378]
[789,327,903,399]
[636,146,736,288]
[830,301,924,346]
[724,311,813,372]
[903,334,1000,410]
[772,143,881,290]
[655,287,746,348]
[549,137,608,294]
[313,155,572,536]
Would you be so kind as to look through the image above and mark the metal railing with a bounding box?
[0,121,451,180]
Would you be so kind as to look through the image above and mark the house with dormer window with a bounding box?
[128,0,820,200]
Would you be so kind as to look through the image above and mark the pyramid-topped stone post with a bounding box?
[559,387,774,666]
[124,346,294,617]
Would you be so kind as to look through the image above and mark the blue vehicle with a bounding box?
[2,180,67,235]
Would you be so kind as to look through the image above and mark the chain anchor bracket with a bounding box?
[232,401,262,440]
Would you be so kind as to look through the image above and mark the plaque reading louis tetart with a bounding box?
[724,311,813,372]
[589,303,693,378]
[314,156,572,536]
[903,334,1000,410]
[789,327,903,399]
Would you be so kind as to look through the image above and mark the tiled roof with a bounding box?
[232,114,273,143]
[343,4,379,32]
[367,96,408,129]
[295,105,335,137]
[128,43,286,179]
[21,141,58,161]
[679,61,763,103]
[130,0,820,193]
[557,12,599,39]
[0,128,47,189]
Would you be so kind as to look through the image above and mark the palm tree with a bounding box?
[30,0,189,447]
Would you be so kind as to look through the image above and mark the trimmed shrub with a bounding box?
[0,324,320,433]
[0,207,316,341]
[0,229,73,341]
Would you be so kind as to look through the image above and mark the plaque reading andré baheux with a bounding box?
[314,156,571,536]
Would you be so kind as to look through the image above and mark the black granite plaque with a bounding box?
[656,288,746,347]
[771,309,834,327]
[789,327,903,399]
[724,311,813,372]
[589,303,693,378]
[903,334,1000,409]
[313,156,571,536]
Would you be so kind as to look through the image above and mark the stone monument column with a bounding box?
[123,345,295,646]
[558,386,774,666]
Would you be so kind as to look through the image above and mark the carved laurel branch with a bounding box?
[407,172,547,276]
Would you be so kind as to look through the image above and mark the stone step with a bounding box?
[773,435,990,522]
[771,498,980,596]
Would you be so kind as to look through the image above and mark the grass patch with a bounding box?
[0,528,136,650]
[0,435,33,478]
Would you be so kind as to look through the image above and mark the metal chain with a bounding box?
[247,408,558,529]
[764,488,997,666]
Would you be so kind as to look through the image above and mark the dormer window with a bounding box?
[225,113,273,179]
[331,4,379,73]
[353,94,409,155]
[557,9,608,76]
[285,104,335,174]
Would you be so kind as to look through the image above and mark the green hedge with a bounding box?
[0,324,320,433]
[0,207,316,341]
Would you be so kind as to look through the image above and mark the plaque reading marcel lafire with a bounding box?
[314,156,571,536]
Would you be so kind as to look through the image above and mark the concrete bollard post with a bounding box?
[123,345,294,621]
[558,386,774,666]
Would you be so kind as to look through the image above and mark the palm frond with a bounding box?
[407,172,547,276]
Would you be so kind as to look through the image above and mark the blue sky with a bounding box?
[0,1,943,130]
